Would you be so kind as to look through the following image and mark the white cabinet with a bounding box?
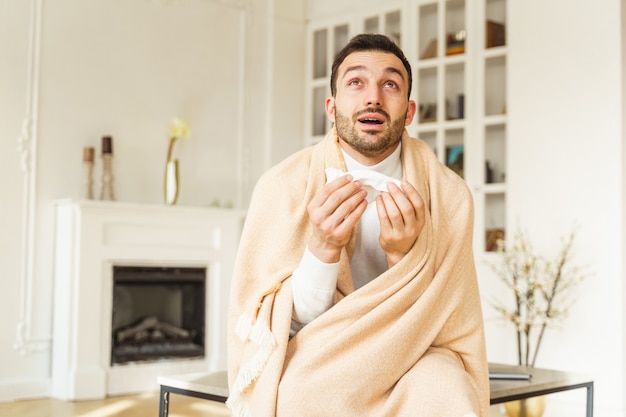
[306,19,352,143]
[305,0,508,253]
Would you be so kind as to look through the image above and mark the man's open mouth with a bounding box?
[358,116,385,125]
[359,118,383,124]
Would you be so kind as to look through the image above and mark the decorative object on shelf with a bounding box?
[446,29,466,55]
[485,160,495,183]
[457,93,465,119]
[446,94,465,120]
[100,136,115,201]
[164,117,190,205]
[419,38,437,60]
[445,145,464,178]
[82,146,95,199]
[486,20,506,48]
[418,102,437,123]
[488,228,590,417]
[485,227,504,252]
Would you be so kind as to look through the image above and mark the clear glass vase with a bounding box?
[164,159,179,205]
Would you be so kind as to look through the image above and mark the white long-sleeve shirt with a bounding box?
[291,145,403,334]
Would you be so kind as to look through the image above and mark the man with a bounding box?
[227,34,489,417]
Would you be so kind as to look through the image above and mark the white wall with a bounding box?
[490,1,624,415]
[0,0,303,401]
[240,0,305,204]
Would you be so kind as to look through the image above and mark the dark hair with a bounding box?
[330,33,413,99]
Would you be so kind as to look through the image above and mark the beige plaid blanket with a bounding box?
[227,129,489,417]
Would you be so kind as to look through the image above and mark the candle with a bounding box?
[83,146,95,162]
[102,136,113,154]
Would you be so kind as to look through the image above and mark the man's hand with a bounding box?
[307,175,368,263]
[376,181,425,267]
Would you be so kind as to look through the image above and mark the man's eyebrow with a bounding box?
[342,65,406,82]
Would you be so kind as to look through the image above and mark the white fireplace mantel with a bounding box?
[51,199,246,400]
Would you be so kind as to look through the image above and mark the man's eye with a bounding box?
[384,81,398,88]
[348,80,361,86]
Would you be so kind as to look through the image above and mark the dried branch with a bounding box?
[488,227,589,367]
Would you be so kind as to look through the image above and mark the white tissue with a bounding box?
[325,167,401,203]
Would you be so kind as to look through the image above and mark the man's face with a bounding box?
[326,51,416,165]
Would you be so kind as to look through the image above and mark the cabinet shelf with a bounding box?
[444,119,467,129]
[484,114,507,126]
[482,183,506,194]
[417,54,466,69]
[417,123,437,133]
[483,45,507,59]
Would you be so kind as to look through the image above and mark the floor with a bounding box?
[1,394,508,417]
[0,392,231,417]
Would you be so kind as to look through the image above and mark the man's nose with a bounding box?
[365,86,382,107]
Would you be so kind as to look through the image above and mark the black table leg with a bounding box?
[159,386,170,417]
[586,382,594,417]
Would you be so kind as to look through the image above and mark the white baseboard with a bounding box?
[0,378,50,402]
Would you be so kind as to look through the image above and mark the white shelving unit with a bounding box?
[305,18,353,146]
[359,6,403,46]
[480,0,507,252]
[305,0,507,253]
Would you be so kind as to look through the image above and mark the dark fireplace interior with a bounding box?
[111,266,206,365]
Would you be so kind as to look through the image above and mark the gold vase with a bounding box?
[504,396,546,417]
[164,159,179,205]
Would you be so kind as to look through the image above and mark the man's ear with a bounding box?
[325,97,336,122]
[405,100,417,126]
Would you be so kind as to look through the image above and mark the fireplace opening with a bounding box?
[111,266,206,365]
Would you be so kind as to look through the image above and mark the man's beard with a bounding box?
[334,107,407,159]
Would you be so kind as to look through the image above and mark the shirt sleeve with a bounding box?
[290,246,340,336]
